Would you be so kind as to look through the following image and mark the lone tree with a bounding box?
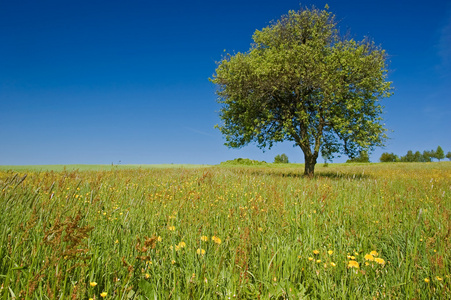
[211,5,392,176]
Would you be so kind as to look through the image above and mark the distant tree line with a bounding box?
[380,146,450,162]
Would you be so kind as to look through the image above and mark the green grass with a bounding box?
[0,164,210,172]
[0,162,450,298]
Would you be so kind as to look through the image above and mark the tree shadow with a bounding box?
[246,168,372,180]
[313,171,372,180]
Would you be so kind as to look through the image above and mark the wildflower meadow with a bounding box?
[0,162,450,299]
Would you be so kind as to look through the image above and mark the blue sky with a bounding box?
[1,0,450,165]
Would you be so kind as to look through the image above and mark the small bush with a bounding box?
[274,154,289,164]
[346,151,370,163]
[220,158,267,166]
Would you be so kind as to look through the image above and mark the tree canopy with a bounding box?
[211,5,392,175]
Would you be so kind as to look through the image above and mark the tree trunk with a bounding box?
[304,153,317,177]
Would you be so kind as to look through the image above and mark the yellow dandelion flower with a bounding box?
[374,258,385,265]
[178,241,186,248]
[316,259,321,263]
[145,273,150,279]
[90,282,97,287]
[347,260,359,269]
[328,250,333,255]
[212,236,222,244]
[100,292,107,297]
[115,239,119,244]
[171,260,176,264]
[330,262,336,267]
[365,262,370,266]
[168,226,175,231]
[200,236,208,242]
[424,278,430,283]
[308,257,314,261]
[364,254,374,261]
[313,250,320,255]
[196,248,206,255]
[157,236,162,242]
[370,250,378,256]
[436,276,443,281]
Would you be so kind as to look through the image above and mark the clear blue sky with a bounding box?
[1,0,450,165]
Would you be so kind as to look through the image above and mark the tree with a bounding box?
[434,146,445,161]
[422,150,433,162]
[413,151,423,162]
[446,151,451,161]
[274,153,289,163]
[379,152,399,162]
[401,150,415,162]
[211,5,392,176]
[346,151,370,163]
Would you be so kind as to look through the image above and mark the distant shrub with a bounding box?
[379,152,399,162]
[220,158,267,166]
[274,154,289,164]
[346,151,370,163]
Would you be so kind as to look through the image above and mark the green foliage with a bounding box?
[446,151,451,161]
[211,5,392,176]
[421,150,434,162]
[379,152,399,162]
[400,150,416,162]
[399,149,438,162]
[383,146,450,163]
[219,158,267,165]
[434,145,445,161]
[346,151,370,163]
[274,153,289,164]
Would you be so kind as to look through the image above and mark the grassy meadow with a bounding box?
[0,162,450,299]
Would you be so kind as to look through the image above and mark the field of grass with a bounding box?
[0,164,210,172]
[0,162,450,299]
